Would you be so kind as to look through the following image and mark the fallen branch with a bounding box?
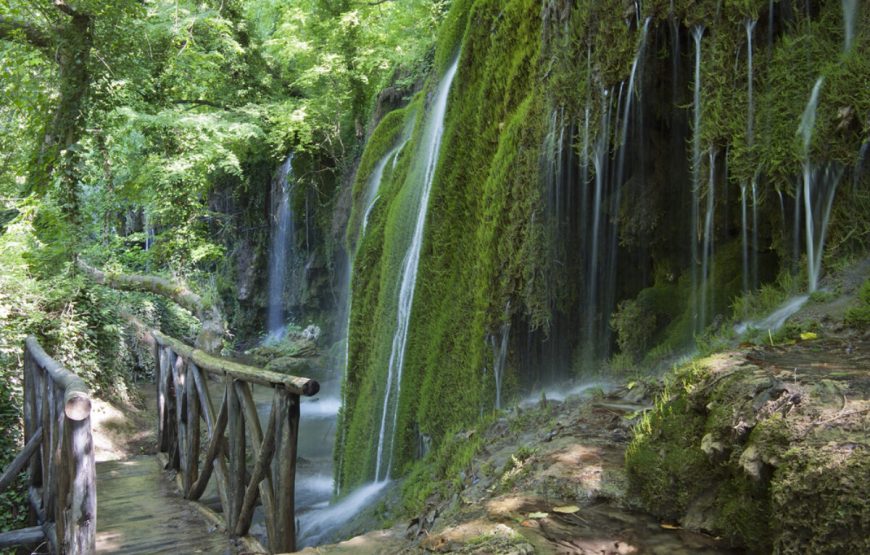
[77,259,225,353]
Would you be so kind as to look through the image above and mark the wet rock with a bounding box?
[265,356,312,375]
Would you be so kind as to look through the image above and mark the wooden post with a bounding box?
[172,352,187,480]
[226,377,245,534]
[236,384,277,545]
[53,384,67,549]
[185,362,200,497]
[157,345,170,452]
[188,368,230,514]
[273,389,300,553]
[64,415,95,554]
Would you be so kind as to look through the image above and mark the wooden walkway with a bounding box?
[95,457,236,554]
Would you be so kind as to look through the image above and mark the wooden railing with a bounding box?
[146,329,319,553]
[0,337,95,554]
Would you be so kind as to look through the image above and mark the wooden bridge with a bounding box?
[0,331,320,554]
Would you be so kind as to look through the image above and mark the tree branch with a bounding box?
[77,259,226,353]
[0,15,51,48]
[53,0,80,18]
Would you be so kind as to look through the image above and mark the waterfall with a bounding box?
[741,183,749,294]
[690,26,704,333]
[266,154,295,338]
[489,318,510,410]
[751,177,759,289]
[746,20,757,148]
[362,140,409,236]
[699,149,716,330]
[587,87,613,357]
[374,58,460,481]
[740,20,758,297]
[843,0,858,52]
[798,78,824,292]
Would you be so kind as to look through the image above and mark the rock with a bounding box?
[739,444,763,481]
[265,356,312,375]
[302,324,321,341]
[700,433,725,461]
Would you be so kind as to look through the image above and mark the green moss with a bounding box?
[844,278,870,327]
[339,0,545,490]
[771,444,870,554]
[626,391,711,520]
[628,352,870,552]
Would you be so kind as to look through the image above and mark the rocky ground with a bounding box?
[300,382,742,555]
[301,261,869,554]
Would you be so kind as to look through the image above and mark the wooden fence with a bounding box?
[147,329,319,553]
[0,337,95,554]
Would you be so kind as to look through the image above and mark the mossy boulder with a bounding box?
[626,344,870,553]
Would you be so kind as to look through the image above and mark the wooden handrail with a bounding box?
[151,330,319,396]
[141,328,320,553]
[0,337,96,554]
[25,337,91,421]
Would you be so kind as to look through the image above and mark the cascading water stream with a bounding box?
[699,149,716,329]
[798,77,824,292]
[266,154,295,338]
[741,21,758,296]
[843,0,858,52]
[690,26,704,333]
[746,20,757,148]
[374,57,460,482]
[736,76,844,335]
[741,183,749,294]
[751,178,759,289]
[489,316,510,410]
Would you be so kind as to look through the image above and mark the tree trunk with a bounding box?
[77,260,227,353]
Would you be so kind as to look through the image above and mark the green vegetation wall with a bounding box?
[339,0,869,490]
[339,0,547,488]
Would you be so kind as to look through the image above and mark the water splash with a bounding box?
[266,154,295,337]
[374,58,460,481]
[297,480,390,547]
[734,295,810,335]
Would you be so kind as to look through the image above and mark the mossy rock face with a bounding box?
[626,344,870,552]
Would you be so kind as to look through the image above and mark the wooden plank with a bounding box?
[0,526,45,549]
[235,384,277,543]
[0,427,42,493]
[226,376,245,533]
[273,389,300,552]
[95,457,234,555]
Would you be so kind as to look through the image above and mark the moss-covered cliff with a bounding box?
[338,0,869,491]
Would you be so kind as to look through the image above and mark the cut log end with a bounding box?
[301,380,320,397]
[64,392,91,420]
